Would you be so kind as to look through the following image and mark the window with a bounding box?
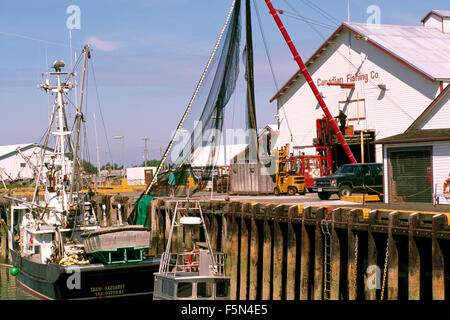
[197,282,213,298]
[216,280,229,298]
[177,282,192,298]
[20,163,26,168]
[162,279,174,297]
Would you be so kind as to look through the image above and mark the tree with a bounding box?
[101,162,123,170]
[135,159,161,167]
[82,160,98,175]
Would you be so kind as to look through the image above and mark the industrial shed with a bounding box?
[270,10,450,167]
[0,143,53,183]
[376,84,450,204]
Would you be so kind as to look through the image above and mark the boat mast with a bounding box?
[70,44,91,204]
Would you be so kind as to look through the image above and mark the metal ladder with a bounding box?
[159,200,217,274]
[321,219,332,300]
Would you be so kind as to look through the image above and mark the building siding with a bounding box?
[276,28,440,163]
[432,142,450,204]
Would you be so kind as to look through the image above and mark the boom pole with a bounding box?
[263,0,357,164]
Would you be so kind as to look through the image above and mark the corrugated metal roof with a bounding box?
[433,9,450,17]
[0,143,34,157]
[344,22,450,81]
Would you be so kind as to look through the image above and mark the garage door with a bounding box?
[388,148,432,203]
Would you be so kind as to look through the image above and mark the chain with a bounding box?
[365,183,432,198]
[353,234,358,300]
[380,237,389,300]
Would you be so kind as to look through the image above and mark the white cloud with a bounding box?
[85,36,126,52]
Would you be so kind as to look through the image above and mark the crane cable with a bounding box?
[252,0,295,143]
[283,0,415,121]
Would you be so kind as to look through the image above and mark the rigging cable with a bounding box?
[89,58,115,166]
[253,0,294,143]
[283,0,415,121]
[298,0,340,26]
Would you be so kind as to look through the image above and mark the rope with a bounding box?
[143,0,238,196]
[364,184,431,198]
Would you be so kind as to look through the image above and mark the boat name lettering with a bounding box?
[90,284,126,294]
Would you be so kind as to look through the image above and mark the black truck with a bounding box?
[312,163,383,200]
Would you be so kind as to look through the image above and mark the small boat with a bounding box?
[153,200,230,300]
[5,45,159,300]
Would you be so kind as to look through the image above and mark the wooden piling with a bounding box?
[330,208,341,300]
[149,199,159,256]
[0,219,7,263]
[286,205,297,300]
[313,207,325,300]
[272,205,284,300]
[208,215,219,253]
[230,203,240,300]
[262,205,273,300]
[347,209,358,300]
[387,212,399,300]
[299,206,311,300]
[408,213,421,300]
[365,210,378,300]
[432,214,446,300]
[249,207,259,300]
[157,203,165,254]
[239,203,250,300]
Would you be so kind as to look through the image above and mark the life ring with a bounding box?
[313,169,320,176]
[187,248,199,269]
[444,178,450,195]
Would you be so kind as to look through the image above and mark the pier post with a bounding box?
[239,203,250,300]
[347,209,358,300]
[208,215,219,253]
[230,202,240,300]
[330,208,341,300]
[432,214,446,300]
[0,219,7,263]
[249,204,259,300]
[387,212,399,300]
[262,204,273,300]
[273,205,284,300]
[299,206,311,300]
[313,207,326,300]
[149,199,159,256]
[286,205,298,300]
[408,213,421,300]
[157,202,165,254]
[365,210,378,300]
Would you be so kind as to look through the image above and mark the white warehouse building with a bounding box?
[0,143,53,183]
[271,10,450,167]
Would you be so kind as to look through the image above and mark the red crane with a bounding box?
[264,0,357,164]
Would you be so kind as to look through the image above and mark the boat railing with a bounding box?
[159,250,227,276]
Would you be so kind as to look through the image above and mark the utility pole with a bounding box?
[143,138,149,167]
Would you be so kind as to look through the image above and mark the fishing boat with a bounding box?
[4,45,159,300]
[153,200,230,300]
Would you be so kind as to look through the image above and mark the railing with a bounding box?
[159,251,227,276]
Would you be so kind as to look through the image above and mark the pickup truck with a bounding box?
[312,163,383,200]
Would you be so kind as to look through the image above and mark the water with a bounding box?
[0,265,37,300]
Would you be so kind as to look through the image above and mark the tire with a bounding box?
[288,187,297,196]
[338,185,352,198]
[318,192,331,200]
[274,187,281,196]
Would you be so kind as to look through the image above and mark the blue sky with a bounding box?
[0,0,448,167]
